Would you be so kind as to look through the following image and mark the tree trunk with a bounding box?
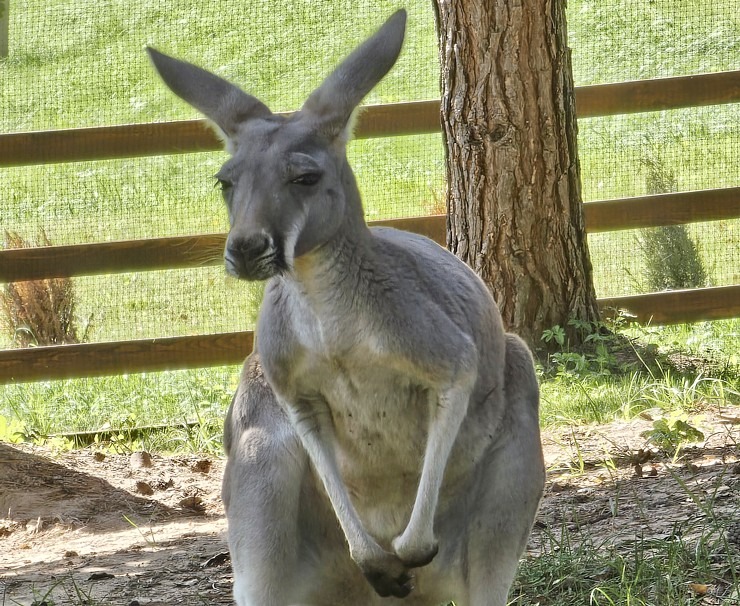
[433,0,600,349]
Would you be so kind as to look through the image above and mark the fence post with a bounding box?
[0,0,8,58]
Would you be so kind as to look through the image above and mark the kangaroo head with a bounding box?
[148,10,406,281]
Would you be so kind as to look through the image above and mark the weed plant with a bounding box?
[636,152,709,293]
[638,224,709,292]
[0,231,82,346]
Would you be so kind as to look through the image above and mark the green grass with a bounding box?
[512,520,739,605]
[539,359,739,432]
[0,365,239,453]
[568,0,739,84]
[2,317,737,453]
[1,0,439,132]
[1,1,739,432]
[539,317,739,426]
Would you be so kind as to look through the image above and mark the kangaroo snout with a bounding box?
[225,232,284,281]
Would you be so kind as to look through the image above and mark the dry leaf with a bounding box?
[135,481,154,496]
[689,582,709,596]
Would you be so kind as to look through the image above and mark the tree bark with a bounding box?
[433,0,600,348]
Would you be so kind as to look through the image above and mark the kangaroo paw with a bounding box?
[392,535,439,569]
[358,551,414,598]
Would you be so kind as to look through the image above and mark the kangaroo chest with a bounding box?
[282,299,433,480]
[298,348,431,455]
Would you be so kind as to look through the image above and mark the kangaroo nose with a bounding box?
[225,233,275,280]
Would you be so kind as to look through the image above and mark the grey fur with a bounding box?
[148,9,545,605]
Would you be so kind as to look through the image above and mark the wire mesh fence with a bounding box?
[1,0,738,350]
[582,104,740,297]
[569,1,740,297]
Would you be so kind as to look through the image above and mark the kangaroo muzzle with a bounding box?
[225,232,285,281]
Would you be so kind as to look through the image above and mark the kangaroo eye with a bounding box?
[214,176,233,192]
[291,173,321,186]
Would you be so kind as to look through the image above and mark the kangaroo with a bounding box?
[148,9,545,606]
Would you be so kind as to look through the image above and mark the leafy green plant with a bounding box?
[542,324,567,348]
[0,413,25,443]
[538,315,739,428]
[640,410,705,456]
[541,318,622,380]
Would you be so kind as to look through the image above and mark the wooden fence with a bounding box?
[1,70,740,384]
[0,0,8,59]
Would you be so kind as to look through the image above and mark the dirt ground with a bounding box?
[1,406,738,606]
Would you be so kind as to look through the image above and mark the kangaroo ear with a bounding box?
[147,47,272,138]
[300,9,406,140]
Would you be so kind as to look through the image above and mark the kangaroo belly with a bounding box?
[325,368,429,474]
[314,367,430,534]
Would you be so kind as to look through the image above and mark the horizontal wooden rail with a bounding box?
[2,285,738,384]
[3,188,739,282]
[1,71,738,167]
[1,233,227,282]
[583,187,740,233]
[0,215,447,281]
[575,70,740,118]
[0,331,253,384]
[599,285,740,325]
[0,101,441,167]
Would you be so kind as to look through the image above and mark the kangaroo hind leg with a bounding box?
[468,335,545,606]
[223,357,313,606]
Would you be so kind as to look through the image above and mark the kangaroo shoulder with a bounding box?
[369,226,496,308]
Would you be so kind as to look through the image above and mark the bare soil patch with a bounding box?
[1,407,738,605]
